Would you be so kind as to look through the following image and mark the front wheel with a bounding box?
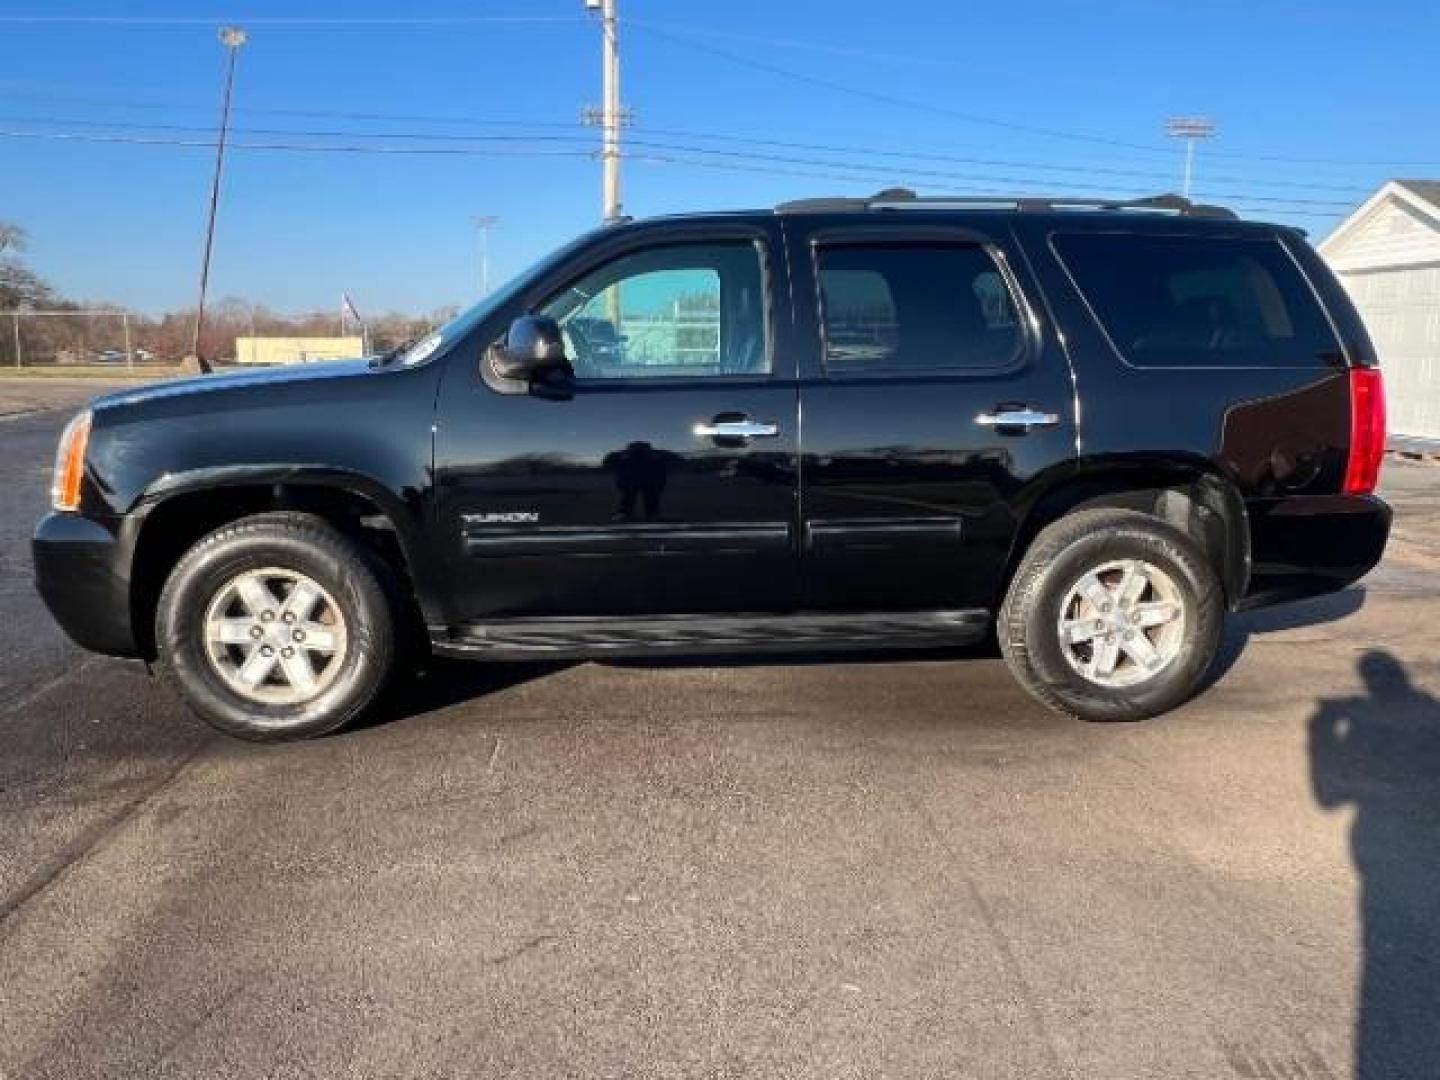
[998,508,1224,721]
[156,512,397,741]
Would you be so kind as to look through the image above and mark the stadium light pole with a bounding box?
[1165,116,1216,200]
[472,215,499,295]
[190,25,248,372]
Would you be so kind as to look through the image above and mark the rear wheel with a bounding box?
[998,508,1223,721]
[156,512,396,741]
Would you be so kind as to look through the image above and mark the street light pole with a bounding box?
[471,215,499,296]
[190,25,248,372]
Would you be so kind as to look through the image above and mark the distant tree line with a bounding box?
[1,218,459,364]
[162,297,461,362]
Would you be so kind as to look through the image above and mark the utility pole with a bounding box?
[471,215,499,295]
[190,25,248,373]
[584,0,626,222]
[1165,116,1216,200]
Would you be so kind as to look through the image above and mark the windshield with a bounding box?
[393,230,599,367]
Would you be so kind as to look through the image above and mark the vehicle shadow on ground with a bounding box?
[1308,650,1440,1080]
[354,660,571,731]
[354,639,1003,733]
[356,587,1365,733]
[1205,586,1368,690]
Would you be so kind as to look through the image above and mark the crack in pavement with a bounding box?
[906,789,1076,1080]
[0,656,100,718]
[0,735,213,927]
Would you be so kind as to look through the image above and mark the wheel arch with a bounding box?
[127,466,430,659]
[1004,458,1249,610]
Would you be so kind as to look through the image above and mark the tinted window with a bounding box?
[816,244,1021,373]
[1053,233,1341,368]
[540,242,767,379]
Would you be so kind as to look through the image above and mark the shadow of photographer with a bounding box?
[1309,650,1440,1079]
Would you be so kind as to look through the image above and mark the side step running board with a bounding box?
[431,610,990,661]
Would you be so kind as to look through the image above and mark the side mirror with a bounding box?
[491,315,569,381]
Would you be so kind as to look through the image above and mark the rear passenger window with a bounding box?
[1052,233,1342,368]
[816,244,1022,373]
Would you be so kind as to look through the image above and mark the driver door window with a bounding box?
[539,242,769,379]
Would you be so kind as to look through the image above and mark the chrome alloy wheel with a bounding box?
[1057,558,1186,688]
[202,567,348,706]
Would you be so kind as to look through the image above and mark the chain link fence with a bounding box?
[2,309,187,368]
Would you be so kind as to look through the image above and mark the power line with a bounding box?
[0,113,596,145]
[0,15,579,27]
[624,141,1357,209]
[0,108,1379,197]
[0,129,596,157]
[623,16,1142,92]
[628,20,1440,172]
[630,125,1374,196]
[629,20,1175,157]
[0,113,1363,208]
[629,152,1346,220]
[0,126,1357,215]
[2,20,1431,171]
[5,82,1435,176]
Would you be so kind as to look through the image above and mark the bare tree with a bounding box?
[0,221,27,255]
[0,220,58,311]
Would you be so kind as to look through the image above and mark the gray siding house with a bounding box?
[1320,180,1440,445]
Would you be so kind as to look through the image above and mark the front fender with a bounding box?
[135,463,427,567]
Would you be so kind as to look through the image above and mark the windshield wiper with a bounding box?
[370,338,415,368]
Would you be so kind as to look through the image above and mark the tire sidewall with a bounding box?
[158,522,393,740]
[1015,518,1223,720]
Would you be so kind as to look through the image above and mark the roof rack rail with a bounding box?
[773,188,1238,220]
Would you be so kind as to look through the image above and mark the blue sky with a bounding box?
[1,0,1436,315]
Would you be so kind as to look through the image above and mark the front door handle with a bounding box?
[694,418,780,440]
[975,407,1060,431]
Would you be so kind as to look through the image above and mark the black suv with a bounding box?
[34,191,1390,740]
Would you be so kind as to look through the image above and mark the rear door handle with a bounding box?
[975,407,1060,430]
[694,418,780,440]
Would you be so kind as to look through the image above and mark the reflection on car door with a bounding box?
[433,226,802,621]
[790,222,1077,612]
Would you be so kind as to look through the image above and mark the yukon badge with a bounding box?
[463,511,540,527]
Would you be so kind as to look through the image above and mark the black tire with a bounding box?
[998,508,1224,722]
[156,512,397,741]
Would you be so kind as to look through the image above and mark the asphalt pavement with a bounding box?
[1,381,1438,1079]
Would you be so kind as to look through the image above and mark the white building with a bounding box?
[1320,180,1440,444]
[233,336,364,365]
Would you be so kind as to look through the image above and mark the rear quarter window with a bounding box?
[1051,232,1344,369]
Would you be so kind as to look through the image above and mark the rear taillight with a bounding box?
[1344,368,1386,495]
[51,410,92,512]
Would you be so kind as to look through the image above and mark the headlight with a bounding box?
[51,410,92,512]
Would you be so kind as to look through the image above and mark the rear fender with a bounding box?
[1005,458,1249,608]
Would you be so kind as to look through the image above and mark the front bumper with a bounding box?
[1239,494,1392,611]
[33,511,140,657]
